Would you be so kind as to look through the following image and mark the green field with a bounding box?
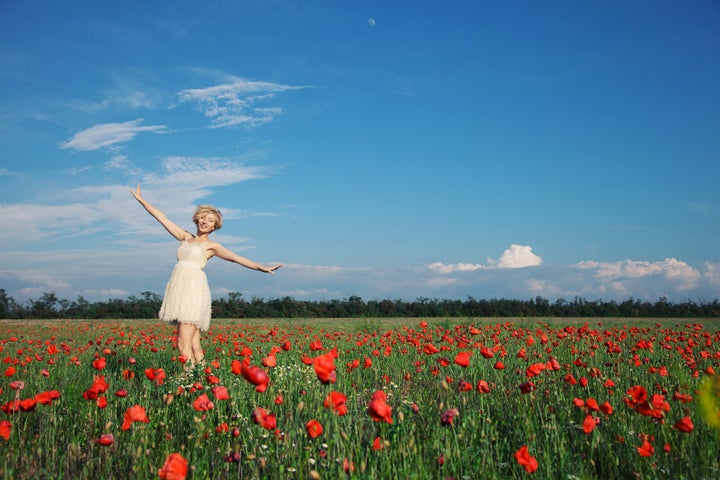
[0,317,718,479]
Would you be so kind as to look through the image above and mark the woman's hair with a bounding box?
[193,205,223,230]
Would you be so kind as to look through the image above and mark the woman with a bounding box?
[131,184,282,370]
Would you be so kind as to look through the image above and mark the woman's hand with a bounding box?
[130,184,143,202]
[263,264,284,274]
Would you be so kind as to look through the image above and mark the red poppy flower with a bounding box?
[480,347,494,358]
[494,361,505,370]
[211,385,230,401]
[525,363,546,377]
[582,414,597,434]
[519,381,536,394]
[192,393,214,411]
[0,400,20,414]
[324,391,348,416]
[585,398,600,412]
[4,367,16,377]
[158,453,188,480]
[83,375,109,400]
[114,389,128,397]
[231,359,242,375]
[239,359,270,392]
[424,344,439,354]
[564,374,578,385]
[144,368,166,386]
[34,390,60,405]
[476,380,491,393]
[305,419,323,438]
[457,380,473,392]
[514,445,539,473]
[9,381,24,391]
[454,351,471,367]
[95,433,114,446]
[673,415,694,433]
[343,457,355,474]
[96,396,108,409]
[637,439,654,457]
[92,357,106,371]
[251,407,277,430]
[440,408,459,426]
[626,385,647,405]
[547,357,560,371]
[122,405,149,430]
[0,420,11,441]
[367,390,393,424]
[262,354,277,368]
[372,436,384,451]
[313,351,337,384]
[599,401,613,415]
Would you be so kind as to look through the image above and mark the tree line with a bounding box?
[1,289,718,319]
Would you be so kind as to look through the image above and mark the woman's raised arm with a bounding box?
[130,184,192,241]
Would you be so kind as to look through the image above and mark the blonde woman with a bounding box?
[131,184,282,370]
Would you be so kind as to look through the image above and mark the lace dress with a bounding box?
[158,241,212,331]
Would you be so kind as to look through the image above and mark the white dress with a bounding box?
[159,241,212,331]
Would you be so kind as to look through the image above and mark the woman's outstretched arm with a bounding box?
[210,242,283,274]
[130,184,192,241]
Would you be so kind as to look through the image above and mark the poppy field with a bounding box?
[0,317,719,479]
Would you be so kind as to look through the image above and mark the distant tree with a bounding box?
[0,289,21,318]
[28,292,60,318]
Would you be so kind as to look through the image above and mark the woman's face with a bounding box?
[196,213,217,233]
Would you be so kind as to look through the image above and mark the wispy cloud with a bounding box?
[0,202,104,241]
[0,156,275,244]
[60,119,168,151]
[177,78,308,128]
[427,262,486,274]
[573,258,701,290]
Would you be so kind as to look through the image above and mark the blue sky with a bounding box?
[1,0,719,304]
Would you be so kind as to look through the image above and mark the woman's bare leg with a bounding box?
[177,323,197,368]
[191,328,204,366]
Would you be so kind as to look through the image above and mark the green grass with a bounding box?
[0,317,718,479]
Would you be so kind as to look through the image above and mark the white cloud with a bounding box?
[60,119,167,151]
[428,244,541,276]
[177,78,307,129]
[573,258,701,290]
[490,244,543,268]
[427,262,485,274]
[0,202,104,241]
[702,261,720,287]
[148,156,270,189]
